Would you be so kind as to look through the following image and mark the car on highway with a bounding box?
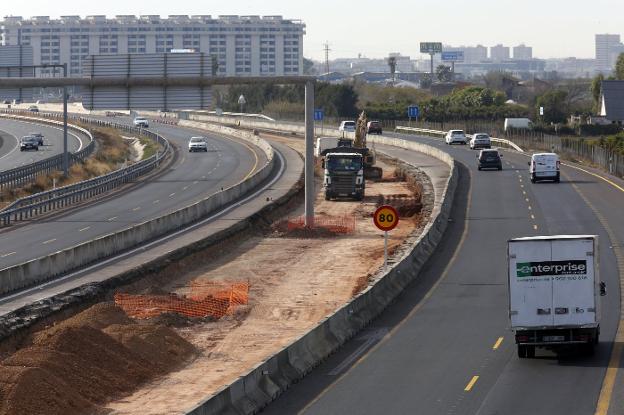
[529,152,560,183]
[477,149,503,170]
[339,120,356,133]
[1,99,10,104]
[28,105,39,112]
[188,136,208,152]
[445,129,467,145]
[133,117,149,128]
[20,135,39,151]
[29,132,44,146]
[470,133,491,150]
[367,120,383,135]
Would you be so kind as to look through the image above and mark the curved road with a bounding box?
[0,117,83,171]
[263,133,623,415]
[0,121,267,272]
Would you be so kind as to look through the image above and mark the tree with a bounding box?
[616,53,624,80]
[387,56,397,84]
[535,90,569,124]
[303,58,317,75]
[590,73,604,112]
[436,65,452,82]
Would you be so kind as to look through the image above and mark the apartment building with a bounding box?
[0,15,305,77]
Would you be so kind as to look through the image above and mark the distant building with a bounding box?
[513,44,532,60]
[443,45,488,64]
[0,15,305,77]
[490,44,510,62]
[595,34,622,71]
[0,45,34,102]
[600,80,624,123]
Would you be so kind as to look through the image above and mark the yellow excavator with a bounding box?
[336,111,383,179]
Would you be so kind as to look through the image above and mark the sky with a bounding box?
[3,0,624,61]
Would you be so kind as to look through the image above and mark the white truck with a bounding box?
[508,235,606,358]
[504,118,533,132]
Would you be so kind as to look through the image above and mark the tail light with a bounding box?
[516,335,529,342]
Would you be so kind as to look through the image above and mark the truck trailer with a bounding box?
[508,235,606,358]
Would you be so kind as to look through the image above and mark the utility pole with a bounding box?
[323,41,331,76]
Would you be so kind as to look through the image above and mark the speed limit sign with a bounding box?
[373,205,399,231]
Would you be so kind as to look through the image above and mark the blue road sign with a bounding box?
[441,51,465,62]
[408,105,419,118]
[314,109,324,121]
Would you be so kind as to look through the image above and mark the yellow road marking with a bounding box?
[465,376,479,392]
[1,252,16,258]
[79,226,90,232]
[42,238,56,245]
[493,337,504,350]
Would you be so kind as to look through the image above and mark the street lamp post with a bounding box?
[238,94,246,114]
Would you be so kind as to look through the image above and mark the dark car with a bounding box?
[367,120,383,135]
[20,136,39,151]
[477,149,502,170]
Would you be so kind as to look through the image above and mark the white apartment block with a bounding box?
[0,15,305,77]
[512,44,532,60]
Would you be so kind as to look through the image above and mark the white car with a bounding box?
[470,133,491,150]
[188,136,208,152]
[445,129,467,145]
[529,152,560,183]
[133,117,149,128]
[338,120,356,133]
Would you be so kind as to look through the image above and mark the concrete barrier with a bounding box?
[185,135,458,415]
[0,124,275,295]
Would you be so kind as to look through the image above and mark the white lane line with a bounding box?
[193,181,198,185]
[107,216,117,222]
[42,238,57,245]
[132,207,141,211]
[183,186,189,190]
[169,193,176,197]
[79,226,91,232]
[1,252,16,258]
[153,200,160,204]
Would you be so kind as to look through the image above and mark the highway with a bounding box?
[263,133,623,415]
[0,120,267,273]
[0,117,83,171]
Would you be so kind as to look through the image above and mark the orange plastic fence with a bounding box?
[286,215,356,234]
[115,282,249,320]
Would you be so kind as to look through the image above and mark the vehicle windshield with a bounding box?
[21,136,35,142]
[480,151,499,159]
[190,138,204,143]
[451,130,464,135]
[327,156,362,171]
[343,122,355,127]
[475,134,489,139]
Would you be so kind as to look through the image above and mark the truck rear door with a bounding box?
[509,240,553,327]
[551,238,596,326]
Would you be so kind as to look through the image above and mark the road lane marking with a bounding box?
[153,200,160,204]
[42,238,56,245]
[522,190,526,195]
[132,207,141,211]
[193,181,198,184]
[79,226,91,232]
[297,168,475,414]
[464,376,479,392]
[528,205,532,211]
[169,193,176,197]
[530,214,535,220]
[1,252,16,258]
[183,186,189,190]
[525,198,529,202]
[493,337,504,350]
[328,329,389,376]
[107,216,117,222]
[533,225,538,230]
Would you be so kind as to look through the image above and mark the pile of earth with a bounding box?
[0,302,197,415]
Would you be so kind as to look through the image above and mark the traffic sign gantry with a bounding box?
[374,205,400,232]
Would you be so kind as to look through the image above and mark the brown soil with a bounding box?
[0,303,196,415]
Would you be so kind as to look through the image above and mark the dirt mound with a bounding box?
[103,324,197,372]
[0,366,105,415]
[0,303,197,415]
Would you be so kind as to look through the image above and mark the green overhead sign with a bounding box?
[420,42,442,54]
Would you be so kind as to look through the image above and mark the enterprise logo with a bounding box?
[516,260,587,278]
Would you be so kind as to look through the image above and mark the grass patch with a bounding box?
[138,134,161,160]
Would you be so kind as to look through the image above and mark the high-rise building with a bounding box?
[0,15,305,77]
[513,44,532,60]
[443,45,487,64]
[490,44,510,62]
[595,34,622,71]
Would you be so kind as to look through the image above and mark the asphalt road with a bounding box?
[263,133,623,415]
[0,120,267,271]
[0,117,83,171]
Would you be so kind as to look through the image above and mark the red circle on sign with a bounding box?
[373,205,399,231]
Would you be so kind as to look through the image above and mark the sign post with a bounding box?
[420,42,443,79]
[441,51,464,80]
[314,108,324,136]
[373,205,400,270]
[408,105,419,127]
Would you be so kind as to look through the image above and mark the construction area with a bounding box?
[0,133,432,415]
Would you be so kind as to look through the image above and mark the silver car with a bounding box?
[188,136,208,152]
[470,133,491,150]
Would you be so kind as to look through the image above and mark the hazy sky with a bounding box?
[3,0,623,60]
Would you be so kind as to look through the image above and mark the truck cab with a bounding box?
[323,152,365,201]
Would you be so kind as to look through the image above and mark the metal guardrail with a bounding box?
[394,126,525,152]
[0,112,96,190]
[0,114,170,226]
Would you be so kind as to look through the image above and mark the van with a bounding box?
[529,153,560,183]
[504,118,533,132]
[338,121,356,133]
